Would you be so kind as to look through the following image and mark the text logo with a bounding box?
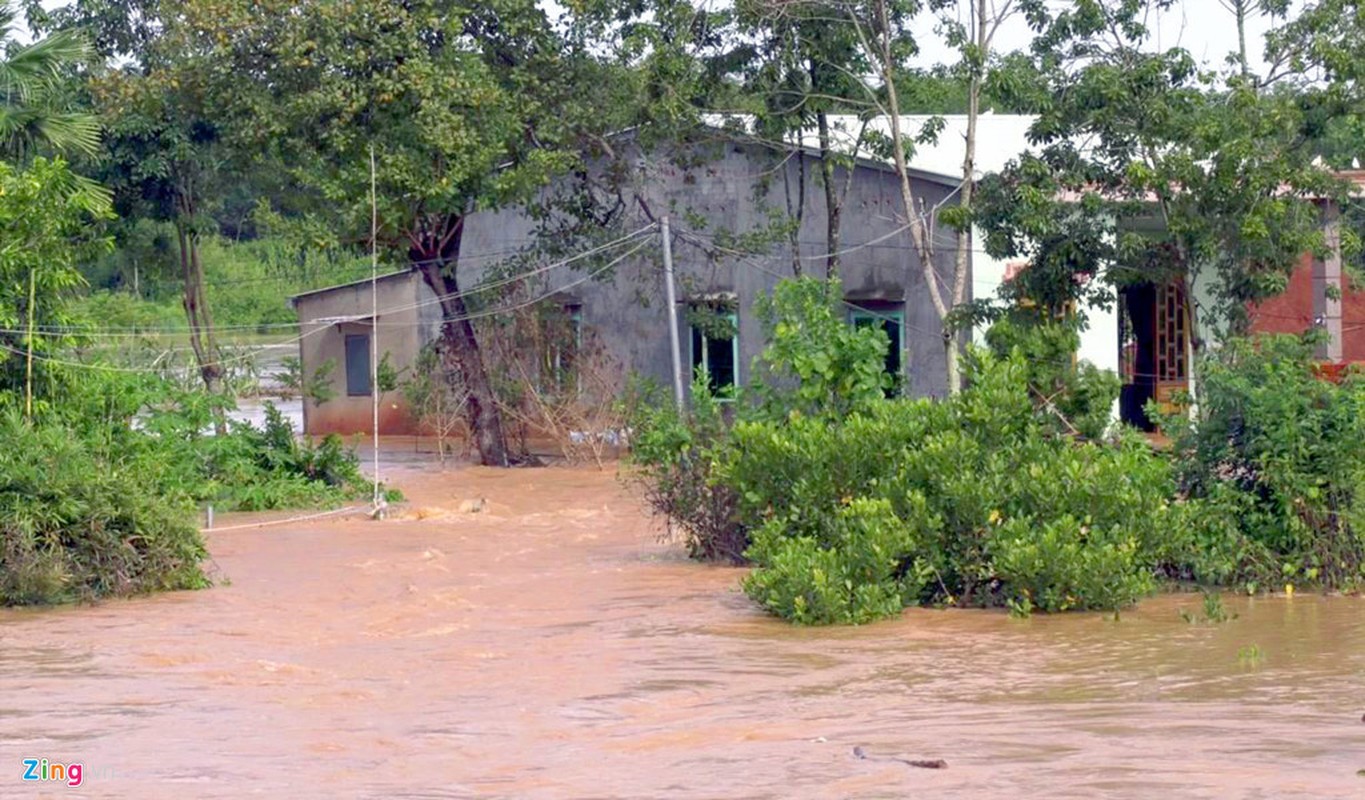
[21,758,82,788]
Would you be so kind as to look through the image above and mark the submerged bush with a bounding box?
[626,277,891,563]
[744,497,930,625]
[629,276,1184,624]
[626,374,745,563]
[729,351,1175,622]
[0,414,208,605]
[1163,334,1365,591]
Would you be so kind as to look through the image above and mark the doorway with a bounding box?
[1119,281,1189,430]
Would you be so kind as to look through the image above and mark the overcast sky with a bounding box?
[911,0,1299,76]
[25,0,1302,80]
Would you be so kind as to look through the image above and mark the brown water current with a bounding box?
[2,465,1364,799]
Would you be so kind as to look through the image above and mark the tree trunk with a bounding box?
[412,215,510,467]
[817,110,843,279]
[943,0,990,396]
[176,210,226,434]
[873,0,953,395]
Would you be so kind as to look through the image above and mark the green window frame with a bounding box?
[689,311,738,396]
[850,308,904,396]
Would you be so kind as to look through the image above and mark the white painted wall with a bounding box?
[905,115,1120,381]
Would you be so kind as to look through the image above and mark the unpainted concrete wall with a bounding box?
[293,138,967,436]
[295,270,438,435]
[459,138,964,399]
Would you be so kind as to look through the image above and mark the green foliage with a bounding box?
[983,314,1120,440]
[753,277,889,419]
[275,355,336,404]
[0,157,113,401]
[77,233,372,333]
[135,390,370,512]
[0,5,100,159]
[728,350,1173,623]
[626,371,745,563]
[0,411,208,605]
[975,2,1362,339]
[744,497,929,626]
[1161,334,1365,591]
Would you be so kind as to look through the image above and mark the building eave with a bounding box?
[288,269,415,308]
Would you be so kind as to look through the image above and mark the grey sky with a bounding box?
[912,0,1299,77]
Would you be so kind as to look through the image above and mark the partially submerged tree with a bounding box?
[186,0,621,466]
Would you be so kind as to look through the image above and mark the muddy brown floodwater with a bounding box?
[3,464,1365,799]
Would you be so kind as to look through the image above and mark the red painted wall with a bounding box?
[1247,252,1365,362]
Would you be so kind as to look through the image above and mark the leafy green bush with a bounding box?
[628,276,1182,624]
[1162,334,1365,591]
[730,350,1175,622]
[0,413,208,605]
[751,277,890,419]
[984,314,1120,440]
[139,394,371,511]
[744,497,931,625]
[626,373,745,563]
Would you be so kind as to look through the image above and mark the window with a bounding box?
[344,333,371,396]
[689,307,738,394]
[850,308,903,395]
[542,304,582,392]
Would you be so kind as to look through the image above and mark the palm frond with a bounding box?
[33,111,101,157]
[0,29,92,102]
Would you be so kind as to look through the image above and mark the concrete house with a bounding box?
[289,132,967,436]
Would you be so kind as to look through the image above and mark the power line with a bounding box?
[4,239,653,374]
[18,224,658,338]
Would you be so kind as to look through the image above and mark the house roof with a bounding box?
[288,269,414,307]
[697,116,963,188]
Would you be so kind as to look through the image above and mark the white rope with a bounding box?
[204,505,370,533]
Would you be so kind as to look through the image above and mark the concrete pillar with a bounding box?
[1313,201,1344,362]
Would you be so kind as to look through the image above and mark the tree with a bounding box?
[843,0,1034,394]
[730,0,876,278]
[974,0,1362,385]
[0,3,98,159]
[32,0,238,407]
[186,0,621,466]
[91,62,230,402]
[0,157,113,414]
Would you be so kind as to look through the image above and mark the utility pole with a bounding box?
[660,216,686,411]
[25,268,35,421]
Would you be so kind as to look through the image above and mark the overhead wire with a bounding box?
[9,237,655,375]
[9,223,658,338]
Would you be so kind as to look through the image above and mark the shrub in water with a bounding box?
[732,350,1176,623]
[1162,334,1365,590]
[0,414,208,605]
[626,373,745,563]
[744,497,931,625]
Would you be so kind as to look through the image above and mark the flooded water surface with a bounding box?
[2,466,1363,798]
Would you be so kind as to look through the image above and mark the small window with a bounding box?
[344,334,371,396]
[851,308,903,395]
[543,304,582,392]
[689,307,738,394]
